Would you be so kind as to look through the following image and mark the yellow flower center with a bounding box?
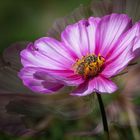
[73,54,105,79]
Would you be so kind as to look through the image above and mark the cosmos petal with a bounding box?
[102,45,134,78]
[19,67,84,87]
[35,69,84,86]
[61,17,100,58]
[18,67,64,94]
[95,13,132,57]
[20,38,74,70]
[133,36,140,51]
[71,76,118,96]
[133,35,140,57]
[87,17,101,54]
[102,22,140,78]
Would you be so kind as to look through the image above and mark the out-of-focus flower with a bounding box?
[19,13,140,96]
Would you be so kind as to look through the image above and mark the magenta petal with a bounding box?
[19,67,84,87]
[87,17,101,54]
[102,46,134,78]
[61,17,100,58]
[34,68,84,86]
[71,76,118,96]
[106,21,140,62]
[102,22,140,78]
[18,67,64,94]
[95,13,132,57]
[21,38,74,70]
[133,36,140,51]
[133,35,140,57]
[34,37,75,63]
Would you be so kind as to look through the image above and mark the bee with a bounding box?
[84,55,98,64]
[76,62,85,75]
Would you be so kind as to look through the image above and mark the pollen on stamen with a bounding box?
[73,54,105,79]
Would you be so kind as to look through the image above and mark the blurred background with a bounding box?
[0,0,140,140]
[0,0,91,53]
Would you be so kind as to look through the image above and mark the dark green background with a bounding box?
[0,0,91,53]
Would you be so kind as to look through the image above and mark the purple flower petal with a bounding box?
[33,68,84,86]
[19,67,84,91]
[61,17,100,58]
[71,76,118,96]
[21,38,74,70]
[18,67,64,94]
[133,35,140,57]
[102,22,140,78]
[95,13,132,57]
[87,17,101,54]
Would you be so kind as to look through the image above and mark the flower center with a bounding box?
[73,54,105,79]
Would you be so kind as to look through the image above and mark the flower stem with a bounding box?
[96,92,110,140]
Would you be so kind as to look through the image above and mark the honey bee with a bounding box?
[74,54,105,79]
[76,62,85,75]
[84,55,97,64]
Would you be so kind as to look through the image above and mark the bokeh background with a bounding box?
[0,0,140,140]
[0,0,91,53]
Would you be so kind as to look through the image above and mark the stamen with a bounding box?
[73,54,105,79]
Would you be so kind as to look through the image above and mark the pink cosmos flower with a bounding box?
[19,13,140,96]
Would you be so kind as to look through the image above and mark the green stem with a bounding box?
[96,92,110,140]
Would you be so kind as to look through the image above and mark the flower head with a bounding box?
[19,13,140,96]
